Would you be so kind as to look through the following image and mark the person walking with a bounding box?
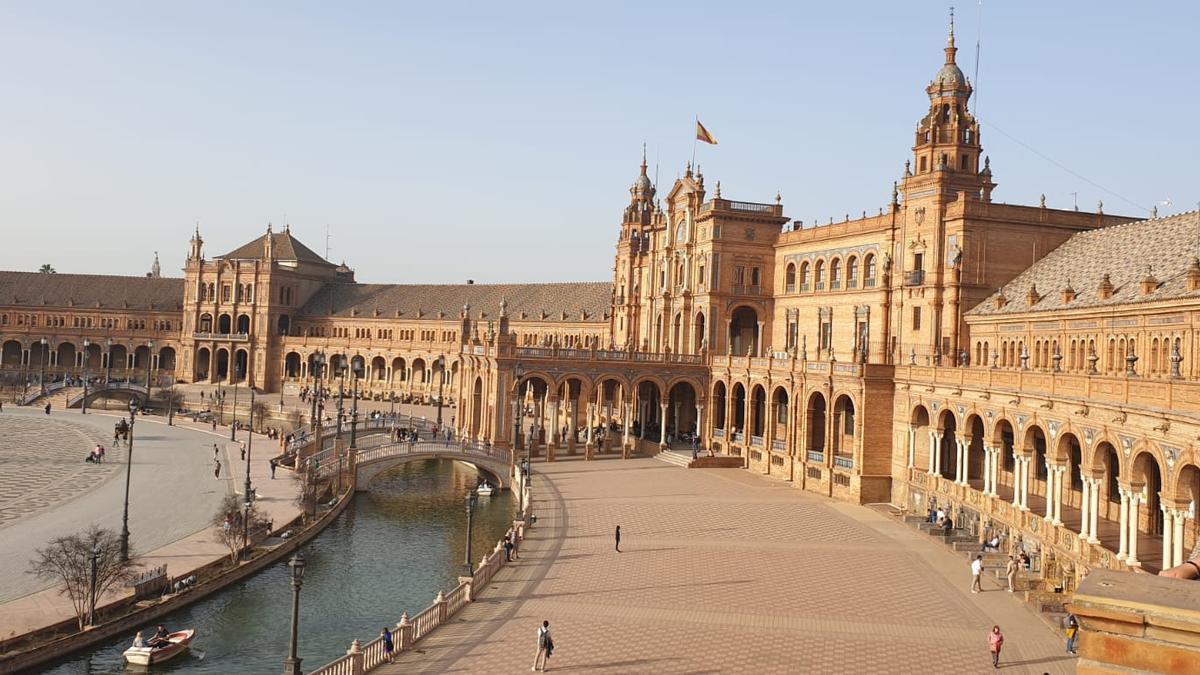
[971,555,984,593]
[987,625,1004,668]
[615,525,621,553]
[504,536,514,562]
[270,458,277,479]
[213,443,219,460]
[532,620,552,672]
[44,402,51,415]
[381,626,395,664]
[214,458,221,480]
[1065,613,1079,654]
[1006,555,1019,592]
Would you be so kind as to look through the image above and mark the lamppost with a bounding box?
[241,497,252,559]
[81,339,90,414]
[105,338,113,386]
[88,543,99,626]
[144,340,154,406]
[435,355,446,427]
[349,371,360,450]
[38,337,47,393]
[464,492,478,576]
[231,362,240,441]
[119,399,138,562]
[513,362,525,462]
[335,365,346,441]
[282,552,306,675]
[309,352,325,431]
[244,387,255,504]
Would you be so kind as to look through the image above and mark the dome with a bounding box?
[631,173,653,197]
[933,63,966,89]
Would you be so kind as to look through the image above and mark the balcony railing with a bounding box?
[903,270,924,286]
[732,432,745,443]
[864,278,877,288]
[771,438,786,451]
[806,450,824,463]
[732,285,761,295]
[713,428,725,439]
[800,283,810,292]
[750,435,764,447]
[728,200,774,213]
[193,332,249,342]
[830,280,841,290]
[834,455,854,470]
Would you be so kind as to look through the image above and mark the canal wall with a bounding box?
[0,485,352,675]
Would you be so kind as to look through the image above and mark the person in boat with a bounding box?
[132,631,147,648]
[148,625,170,648]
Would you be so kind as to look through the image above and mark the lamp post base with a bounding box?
[282,657,303,675]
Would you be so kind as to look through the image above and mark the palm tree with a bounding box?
[38,264,56,274]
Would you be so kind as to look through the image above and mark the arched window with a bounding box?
[799,262,810,291]
[864,254,877,287]
[785,264,796,293]
[847,256,859,288]
[830,258,841,289]
[815,260,826,290]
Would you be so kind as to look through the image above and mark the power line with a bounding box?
[978,116,1151,214]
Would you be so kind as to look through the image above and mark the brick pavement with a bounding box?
[373,458,1076,674]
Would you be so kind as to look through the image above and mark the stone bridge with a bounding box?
[311,438,514,491]
[62,382,149,407]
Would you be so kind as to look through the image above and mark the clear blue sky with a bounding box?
[2,1,1196,283]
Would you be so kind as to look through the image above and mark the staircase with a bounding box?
[655,448,694,468]
[43,386,83,410]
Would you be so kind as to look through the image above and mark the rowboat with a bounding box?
[476,483,494,496]
[123,629,195,666]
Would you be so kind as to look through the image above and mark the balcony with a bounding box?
[864,278,877,288]
[799,283,810,292]
[806,450,824,463]
[193,332,249,342]
[830,280,841,290]
[750,435,764,447]
[834,455,854,470]
[732,285,761,295]
[903,270,925,286]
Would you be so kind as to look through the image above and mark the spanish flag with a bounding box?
[695,120,718,145]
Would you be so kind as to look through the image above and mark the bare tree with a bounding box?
[28,526,138,629]
[212,494,272,562]
[157,385,185,425]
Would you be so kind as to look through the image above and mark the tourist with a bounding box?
[149,624,170,648]
[504,536,514,562]
[381,626,395,663]
[1065,613,1079,654]
[131,631,146,648]
[1019,551,1031,570]
[987,625,1004,668]
[941,513,954,536]
[214,458,221,480]
[1159,556,1200,580]
[213,443,219,460]
[1006,555,1019,592]
[971,555,983,593]
[615,525,621,553]
[532,620,552,672]
[270,458,277,479]
[44,402,51,415]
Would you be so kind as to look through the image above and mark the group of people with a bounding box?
[131,625,173,650]
[84,443,106,463]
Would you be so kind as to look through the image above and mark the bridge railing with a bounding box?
[315,438,511,481]
[19,380,68,405]
[64,382,148,408]
[309,477,535,675]
[287,412,450,455]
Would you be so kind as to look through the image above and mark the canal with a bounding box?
[41,458,516,674]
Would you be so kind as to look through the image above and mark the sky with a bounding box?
[1,1,1197,284]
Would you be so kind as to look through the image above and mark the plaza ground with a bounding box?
[375,457,1075,674]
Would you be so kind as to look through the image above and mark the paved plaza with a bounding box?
[376,458,1075,674]
[0,405,300,637]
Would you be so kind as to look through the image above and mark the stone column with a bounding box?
[584,402,595,454]
[1173,508,1187,568]
[1044,463,1056,521]
[566,401,577,453]
[1012,456,1022,507]
[1162,505,1174,571]
[928,431,939,475]
[622,401,632,449]
[1088,479,1101,544]
[906,427,916,469]
[1079,477,1092,540]
[1126,492,1142,567]
[755,321,764,357]
[695,403,704,450]
[659,402,668,447]
[547,397,560,448]
[1018,458,1030,510]
[1116,488,1129,560]
[1054,466,1066,525]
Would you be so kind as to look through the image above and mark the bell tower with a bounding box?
[610,147,664,350]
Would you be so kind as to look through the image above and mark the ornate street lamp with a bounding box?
[119,399,139,561]
[240,497,252,559]
[349,371,360,450]
[81,339,91,414]
[282,552,306,675]
[244,387,256,507]
[144,340,154,405]
[435,355,447,427]
[309,352,326,431]
[105,338,113,385]
[464,492,478,576]
[39,337,48,393]
[335,363,346,441]
[513,362,525,463]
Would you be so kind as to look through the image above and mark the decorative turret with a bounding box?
[188,225,204,261]
[1026,284,1041,307]
[149,252,161,279]
[264,223,275,260]
[1060,279,1076,304]
[1139,266,1158,295]
[1187,257,1200,292]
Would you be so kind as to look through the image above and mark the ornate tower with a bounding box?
[611,148,664,349]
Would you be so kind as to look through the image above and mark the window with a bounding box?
[815,260,825,290]
[864,254,876,286]
[919,156,927,172]
[913,253,924,271]
[785,264,796,293]
[912,306,922,330]
[733,266,745,285]
[799,262,810,291]
[820,321,832,350]
[830,259,841,289]
[960,155,969,171]
[847,257,858,288]
[750,267,760,287]
[222,285,231,302]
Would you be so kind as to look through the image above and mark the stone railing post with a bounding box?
[435,590,447,624]
[347,638,364,675]
[397,614,412,652]
[458,576,474,602]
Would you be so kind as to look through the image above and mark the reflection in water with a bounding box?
[41,459,515,674]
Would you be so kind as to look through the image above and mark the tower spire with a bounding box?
[946,6,958,63]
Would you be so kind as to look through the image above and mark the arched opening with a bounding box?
[84,342,102,370]
[729,306,759,357]
[847,256,859,288]
[938,412,958,480]
[635,380,663,443]
[672,313,683,354]
[56,342,76,373]
[471,377,484,437]
[966,414,985,488]
[277,314,291,336]
[731,383,746,438]
[195,347,211,381]
[391,357,407,384]
[713,382,727,432]
[910,406,931,470]
[236,314,251,334]
[750,385,766,439]
[285,352,302,378]
[832,394,855,461]
[667,381,699,444]
[158,346,176,378]
[693,312,706,354]
[1132,451,1165,571]
[350,355,366,379]
[233,349,249,383]
[806,392,826,460]
[1,340,22,367]
[785,263,796,293]
[1023,425,1048,506]
[994,420,1016,498]
[198,313,213,332]
[1055,433,1084,533]
[516,376,551,451]
[772,387,789,450]
[218,314,232,334]
[799,261,810,291]
[371,356,386,382]
[411,358,427,386]
[215,348,230,382]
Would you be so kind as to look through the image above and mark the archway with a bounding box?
[910,405,931,470]
[411,358,427,386]
[470,377,484,437]
[1023,425,1048,503]
[938,411,957,480]
[667,381,699,443]
[832,394,855,460]
[966,414,985,487]
[215,348,229,382]
[1,340,21,367]
[370,357,386,382]
[56,342,76,373]
[713,382,727,432]
[236,314,251,334]
[109,344,128,374]
[731,383,746,437]
[772,387,789,450]
[350,355,366,379]
[285,352,302,378]
[83,342,102,371]
[806,392,827,459]
[195,347,211,381]
[233,349,249,383]
[1057,433,1084,533]
[218,314,232,334]
[729,306,759,357]
[158,346,176,379]
[750,385,766,439]
[277,314,291,336]
[635,380,663,442]
[198,313,213,332]
[391,357,407,384]
[993,419,1016,498]
[694,312,706,354]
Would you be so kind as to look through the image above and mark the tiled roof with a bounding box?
[301,282,612,323]
[969,210,1200,316]
[219,231,332,266]
[0,271,184,311]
